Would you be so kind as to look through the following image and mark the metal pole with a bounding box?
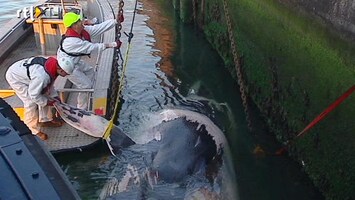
[56,88,95,93]
[60,0,65,16]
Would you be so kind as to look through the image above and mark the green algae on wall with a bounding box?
[172,0,179,10]
[179,0,193,23]
[177,0,355,199]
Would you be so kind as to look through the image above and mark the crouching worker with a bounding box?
[5,56,74,140]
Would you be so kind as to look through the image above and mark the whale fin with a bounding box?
[106,125,136,156]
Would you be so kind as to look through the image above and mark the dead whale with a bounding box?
[99,109,238,199]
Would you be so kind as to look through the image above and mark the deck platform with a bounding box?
[0,0,117,154]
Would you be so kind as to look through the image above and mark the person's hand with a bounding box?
[117,13,124,23]
[105,40,122,48]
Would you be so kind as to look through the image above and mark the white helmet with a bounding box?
[58,57,74,74]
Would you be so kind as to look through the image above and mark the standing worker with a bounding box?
[5,56,74,140]
[57,12,124,110]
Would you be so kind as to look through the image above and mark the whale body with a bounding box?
[99,109,238,200]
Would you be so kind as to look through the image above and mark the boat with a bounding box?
[0,97,80,199]
[0,0,121,153]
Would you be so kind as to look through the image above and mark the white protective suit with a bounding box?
[5,58,56,135]
[57,19,117,110]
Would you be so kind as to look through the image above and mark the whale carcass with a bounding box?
[99,109,238,199]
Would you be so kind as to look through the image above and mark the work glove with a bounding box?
[117,13,124,23]
[47,100,55,106]
[105,40,122,48]
[115,40,122,48]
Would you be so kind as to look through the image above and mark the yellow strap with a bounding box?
[103,41,132,139]
[103,120,114,139]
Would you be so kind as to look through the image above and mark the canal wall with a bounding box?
[172,0,355,199]
[277,0,355,42]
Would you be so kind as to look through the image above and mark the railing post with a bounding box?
[38,17,46,55]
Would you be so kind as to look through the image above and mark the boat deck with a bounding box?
[0,32,102,153]
[0,0,119,153]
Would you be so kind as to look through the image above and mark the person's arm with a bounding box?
[62,37,106,54]
[84,19,116,37]
[85,11,124,36]
[63,33,121,53]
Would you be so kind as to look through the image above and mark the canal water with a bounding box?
[0,0,38,25]
[0,0,323,199]
[54,0,323,199]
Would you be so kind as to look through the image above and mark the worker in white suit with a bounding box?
[57,11,124,110]
[6,56,74,140]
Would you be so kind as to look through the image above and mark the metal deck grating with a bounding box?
[42,124,99,152]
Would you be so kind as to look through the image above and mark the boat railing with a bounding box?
[0,19,28,43]
[0,18,32,63]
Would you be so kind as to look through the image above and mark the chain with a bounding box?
[117,0,124,39]
[109,0,125,118]
[222,0,252,131]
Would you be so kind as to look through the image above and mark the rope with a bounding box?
[103,0,138,139]
[275,85,355,155]
[296,85,355,138]
[222,0,252,131]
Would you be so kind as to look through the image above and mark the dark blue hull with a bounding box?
[0,98,79,200]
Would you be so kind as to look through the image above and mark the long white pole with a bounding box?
[60,0,65,16]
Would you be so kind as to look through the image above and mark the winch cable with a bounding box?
[275,85,355,155]
[103,0,138,139]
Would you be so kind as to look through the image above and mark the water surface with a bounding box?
[0,0,38,26]
[55,0,324,199]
